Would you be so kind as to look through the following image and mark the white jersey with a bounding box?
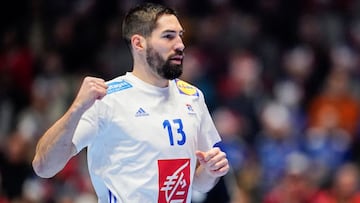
[72,72,221,203]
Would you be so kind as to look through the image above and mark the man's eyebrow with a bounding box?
[162,29,185,34]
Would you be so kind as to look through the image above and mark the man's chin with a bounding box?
[163,70,183,80]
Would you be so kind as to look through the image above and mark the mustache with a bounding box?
[170,50,184,58]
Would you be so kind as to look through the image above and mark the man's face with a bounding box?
[145,14,185,80]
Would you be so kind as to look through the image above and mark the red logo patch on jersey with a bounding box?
[158,159,190,203]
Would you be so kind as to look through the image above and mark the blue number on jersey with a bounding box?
[163,119,186,146]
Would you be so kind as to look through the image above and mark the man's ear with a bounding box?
[131,34,146,52]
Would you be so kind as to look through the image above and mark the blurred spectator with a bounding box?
[302,108,353,186]
[329,44,360,101]
[20,151,95,203]
[213,106,252,203]
[311,162,360,203]
[0,78,14,142]
[255,101,301,194]
[0,30,34,112]
[280,45,324,109]
[96,19,132,80]
[48,15,78,73]
[303,64,356,184]
[329,45,357,72]
[218,50,265,144]
[281,46,315,87]
[307,67,359,138]
[193,106,251,203]
[41,153,95,203]
[0,132,33,201]
[263,152,318,203]
[273,80,307,134]
[16,50,72,145]
[212,106,249,173]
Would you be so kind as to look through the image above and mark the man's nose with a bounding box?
[174,37,185,52]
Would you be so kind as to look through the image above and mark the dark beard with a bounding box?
[146,46,183,80]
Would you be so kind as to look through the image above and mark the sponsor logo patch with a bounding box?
[107,80,132,94]
[175,79,199,96]
[158,159,190,203]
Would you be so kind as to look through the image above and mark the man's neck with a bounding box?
[132,67,169,88]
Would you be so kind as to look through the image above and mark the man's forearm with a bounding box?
[193,164,219,193]
[32,105,83,178]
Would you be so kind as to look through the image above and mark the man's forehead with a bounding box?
[155,14,183,32]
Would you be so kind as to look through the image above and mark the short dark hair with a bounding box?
[122,3,177,46]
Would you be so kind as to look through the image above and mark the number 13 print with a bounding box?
[163,119,186,146]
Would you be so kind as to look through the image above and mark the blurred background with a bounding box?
[1,0,360,202]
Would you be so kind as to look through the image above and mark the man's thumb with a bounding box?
[195,150,206,164]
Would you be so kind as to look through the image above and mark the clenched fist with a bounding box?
[73,76,108,112]
[196,147,229,178]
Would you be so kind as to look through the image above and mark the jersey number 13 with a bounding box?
[163,119,186,146]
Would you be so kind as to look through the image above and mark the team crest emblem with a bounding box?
[175,79,199,96]
[186,104,196,115]
[158,159,190,203]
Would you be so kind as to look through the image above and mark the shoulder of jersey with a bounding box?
[175,79,199,97]
[106,79,133,95]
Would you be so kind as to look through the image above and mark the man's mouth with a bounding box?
[169,55,184,64]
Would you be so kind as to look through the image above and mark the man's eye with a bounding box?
[163,34,175,39]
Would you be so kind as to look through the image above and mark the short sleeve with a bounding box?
[72,101,106,153]
[197,90,221,151]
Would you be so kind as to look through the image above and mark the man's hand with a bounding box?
[195,147,229,178]
[73,76,108,112]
